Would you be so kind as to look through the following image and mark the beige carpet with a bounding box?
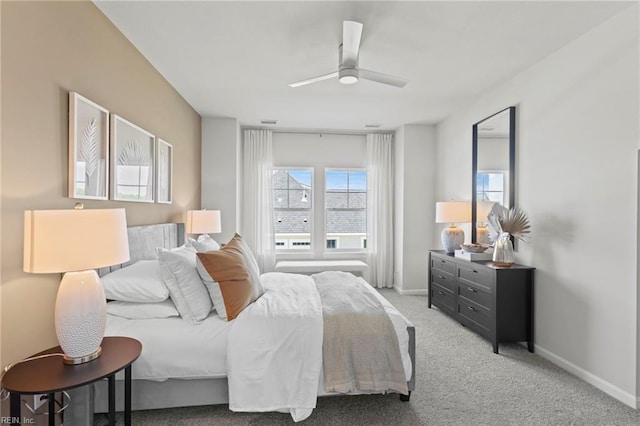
[95,290,640,425]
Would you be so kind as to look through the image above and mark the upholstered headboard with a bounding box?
[98,222,185,277]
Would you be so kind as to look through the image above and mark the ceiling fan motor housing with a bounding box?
[338,44,359,84]
[339,67,358,84]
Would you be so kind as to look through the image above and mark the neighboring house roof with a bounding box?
[273,170,365,235]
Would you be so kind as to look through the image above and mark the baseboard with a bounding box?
[392,286,428,296]
[535,345,638,409]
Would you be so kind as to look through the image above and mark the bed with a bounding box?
[83,223,415,422]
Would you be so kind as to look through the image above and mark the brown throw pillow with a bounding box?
[196,234,264,321]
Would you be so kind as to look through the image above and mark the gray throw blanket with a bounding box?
[312,271,408,395]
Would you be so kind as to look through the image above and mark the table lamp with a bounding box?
[23,205,129,364]
[435,201,471,253]
[476,201,495,244]
[185,209,221,238]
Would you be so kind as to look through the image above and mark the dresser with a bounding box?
[428,250,535,354]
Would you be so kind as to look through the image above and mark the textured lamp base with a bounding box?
[476,225,491,245]
[63,346,102,365]
[441,226,465,253]
[55,270,107,365]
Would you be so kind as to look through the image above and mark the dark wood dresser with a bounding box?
[428,250,535,353]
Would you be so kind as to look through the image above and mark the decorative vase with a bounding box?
[492,232,514,267]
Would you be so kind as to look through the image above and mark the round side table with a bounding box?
[2,336,141,426]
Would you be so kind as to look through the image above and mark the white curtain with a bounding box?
[242,129,276,272]
[366,133,394,288]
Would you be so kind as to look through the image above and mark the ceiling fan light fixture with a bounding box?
[339,68,359,85]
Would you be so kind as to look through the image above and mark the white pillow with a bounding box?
[195,257,227,320]
[101,260,168,303]
[107,300,179,319]
[157,249,212,324]
[157,244,197,259]
[189,235,221,253]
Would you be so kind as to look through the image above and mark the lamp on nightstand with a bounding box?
[23,205,129,364]
[435,201,471,253]
[186,209,221,238]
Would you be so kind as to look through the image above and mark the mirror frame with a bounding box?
[471,106,516,243]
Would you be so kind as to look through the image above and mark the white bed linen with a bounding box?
[104,271,413,420]
[105,312,230,381]
[226,272,324,422]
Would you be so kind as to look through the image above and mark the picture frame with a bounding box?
[110,114,155,202]
[68,92,109,200]
[155,138,173,204]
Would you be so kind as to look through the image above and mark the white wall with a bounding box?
[201,117,240,243]
[437,5,639,406]
[394,124,437,293]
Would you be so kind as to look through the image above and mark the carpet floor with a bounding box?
[95,290,640,425]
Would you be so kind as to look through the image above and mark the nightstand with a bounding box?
[2,336,141,426]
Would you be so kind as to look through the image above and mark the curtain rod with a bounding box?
[241,126,395,136]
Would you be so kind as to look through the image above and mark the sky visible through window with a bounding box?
[287,170,312,186]
[326,170,366,191]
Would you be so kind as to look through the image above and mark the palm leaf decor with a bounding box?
[80,118,98,180]
[118,140,150,166]
[501,207,531,242]
[487,204,531,243]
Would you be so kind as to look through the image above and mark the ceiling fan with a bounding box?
[289,21,408,88]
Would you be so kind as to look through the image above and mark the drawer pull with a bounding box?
[438,291,445,295]
[439,275,446,280]
[468,306,477,312]
[472,270,478,274]
[467,287,477,293]
[440,260,446,264]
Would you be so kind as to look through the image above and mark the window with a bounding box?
[273,169,312,250]
[325,170,367,250]
[477,172,505,204]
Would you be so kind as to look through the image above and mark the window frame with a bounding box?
[272,167,314,254]
[324,168,367,254]
[476,170,507,206]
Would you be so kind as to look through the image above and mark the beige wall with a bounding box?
[0,1,201,367]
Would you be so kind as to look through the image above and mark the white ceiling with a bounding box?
[94,1,631,131]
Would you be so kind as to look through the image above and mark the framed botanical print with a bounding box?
[110,114,155,202]
[68,92,109,200]
[155,138,173,204]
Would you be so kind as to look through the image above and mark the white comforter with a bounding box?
[227,272,412,422]
[226,272,324,422]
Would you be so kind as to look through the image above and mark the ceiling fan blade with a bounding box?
[359,69,408,88]
[342,21,363,67]
[288,71,339,88]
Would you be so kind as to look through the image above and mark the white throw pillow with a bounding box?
[157,244,197,260]
[189,235,221,253]
[195,257,227,320]
[101,260,168,303]
[157,248,212,324]
[106,300,179,319]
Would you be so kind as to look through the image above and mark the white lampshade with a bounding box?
[24,208,129,273]
[476,201,495,223]
[185,210,221,234]
[23,207,129,364]
[435,201,471,224]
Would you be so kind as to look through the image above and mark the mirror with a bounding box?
[471,106,515,244]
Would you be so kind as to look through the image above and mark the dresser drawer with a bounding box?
[458,298,491,333]
[431,283,455,315]
[431,270,456,293]
[457,263,493,293]
[431,255,455,275]
[458,282,492,309]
